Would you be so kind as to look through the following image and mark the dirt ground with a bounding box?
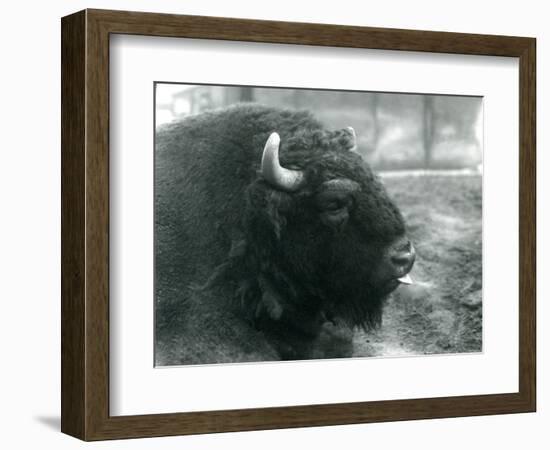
[353,174,483,357]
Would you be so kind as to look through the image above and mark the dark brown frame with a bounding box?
[61,9,536,441]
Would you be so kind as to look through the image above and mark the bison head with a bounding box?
[223,126,415,341]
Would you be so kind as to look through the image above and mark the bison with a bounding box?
[155,104,415,365]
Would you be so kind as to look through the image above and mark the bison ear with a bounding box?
[265,190,293,240]
[246,181,293,241]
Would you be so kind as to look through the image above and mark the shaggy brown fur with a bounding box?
[155,104,406,365]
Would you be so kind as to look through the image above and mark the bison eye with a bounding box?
[319,207,349,231]
[324,201,344,212]
[317,195,353,213]
[316,194,353,231]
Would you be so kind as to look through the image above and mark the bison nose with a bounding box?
[389,240,416,276]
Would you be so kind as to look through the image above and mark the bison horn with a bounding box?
[346,127,358,152]
[261,132,305,191]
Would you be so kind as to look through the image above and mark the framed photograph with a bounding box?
[61,9,536,440]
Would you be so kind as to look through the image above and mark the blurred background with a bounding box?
[156,83,483,172]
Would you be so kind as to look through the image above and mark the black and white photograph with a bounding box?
[154,83,483,366]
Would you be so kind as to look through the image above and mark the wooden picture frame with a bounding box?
[61,9,536,441]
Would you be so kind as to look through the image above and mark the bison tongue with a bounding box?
[397,274,413,285]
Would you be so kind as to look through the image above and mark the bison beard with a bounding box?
[155,104,413,365]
